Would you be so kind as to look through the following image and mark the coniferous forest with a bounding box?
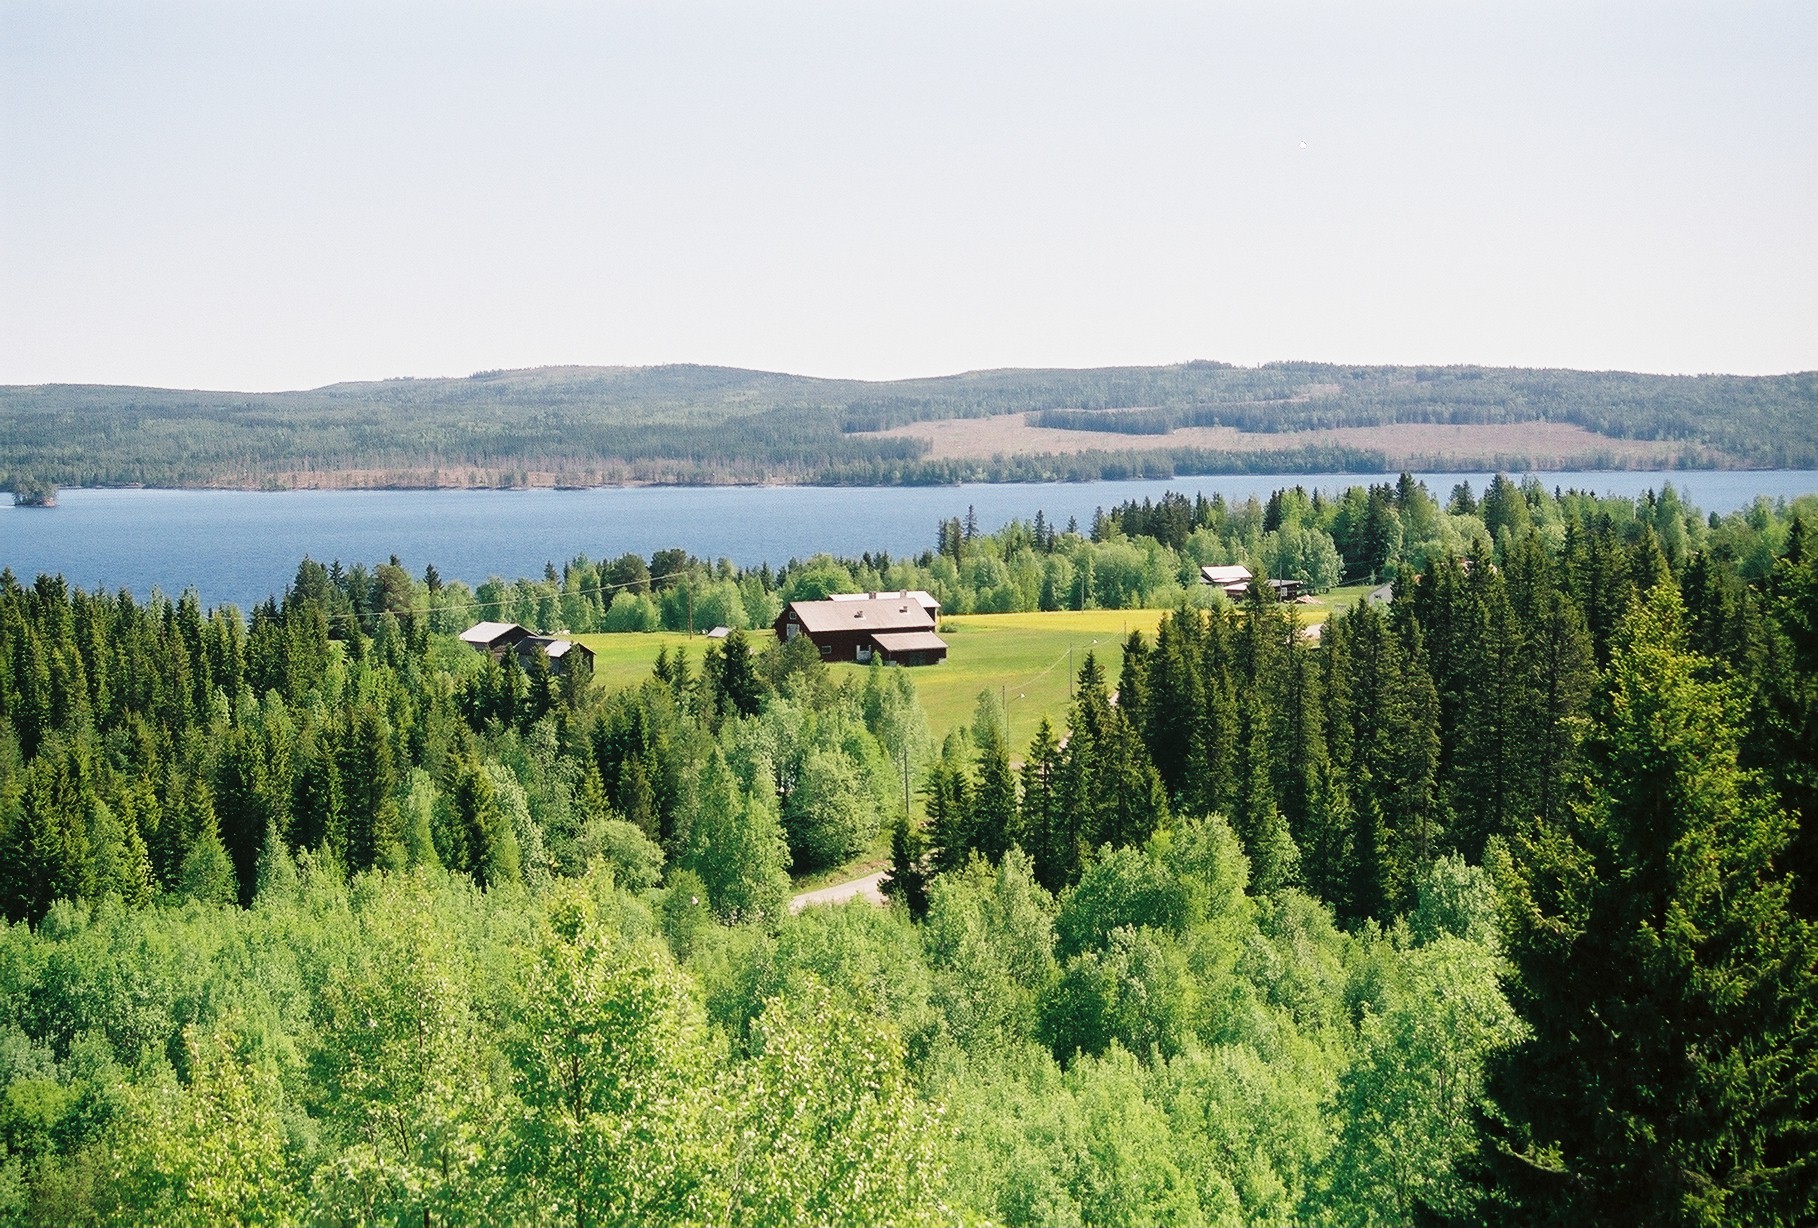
[2,361,1812,491]
[0,478,1814,1226]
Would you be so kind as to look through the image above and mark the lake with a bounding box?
[3,470,1813,612]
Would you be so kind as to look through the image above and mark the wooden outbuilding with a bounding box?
[461,621,593,675]
[1200,564,1254,599]
[871,630,949,667]
[515,636,594,676]
[459,621,533,657]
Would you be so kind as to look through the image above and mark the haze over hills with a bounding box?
[2,361,1811,492]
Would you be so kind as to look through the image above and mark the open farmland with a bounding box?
[846,608,1163,752]
[870,412,1696,469]
[864,596,1360,749]
[567,629,699,692]
[573,594,1370,759]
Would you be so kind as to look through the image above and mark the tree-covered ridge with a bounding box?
[0,478,1814,1225]
[2,361,1809,489]
[1026,363,1814,466]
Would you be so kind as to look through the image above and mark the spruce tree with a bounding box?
[1141,610,1203,804]
[1761,518,1818,916]
[1273,625,1326,862]
[335,705,395,872]
[925,757,974,875]
[1235,694,1297,894]
[1093,713,1170,852]
[1449,565,1526,862]
[1472,586,1818,1226]
[0,755,87,922]
[1188,623,1239,819]
[882,812,931,919]
[1020,718,1067,891]
[716,628,764,719]
[212,726,270,906]
[971,722,1019,864]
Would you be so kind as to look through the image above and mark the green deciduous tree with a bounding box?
[684,751,791,924]
[308,878,508,1226]
[1318,936,1522,1226]
[512,883,713,1227]
[784,747,877,873]
[109,1023,295,1227]
[712,984,945,1227]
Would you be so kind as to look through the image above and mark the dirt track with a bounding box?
[788,871,888,913]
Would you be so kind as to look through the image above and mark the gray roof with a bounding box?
[872,630,948,653]
[460,621,527,646]
[827,589,940,615]
[1200,564,1253,586]
[784,595,936,635]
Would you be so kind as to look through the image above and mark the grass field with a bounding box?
[568,593,1372,885]
[849,591,1373,750]
[567,630,700,693]
[836,608,1162,753]
[569,588,1374,755]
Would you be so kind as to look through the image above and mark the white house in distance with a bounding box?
[1199,564,1306,601]
[826,589,941,619]
[1200,564,1253,599]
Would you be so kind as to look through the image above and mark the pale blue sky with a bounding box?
[3,1,1813,390]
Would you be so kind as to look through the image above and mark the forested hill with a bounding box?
[1,361,1811,491]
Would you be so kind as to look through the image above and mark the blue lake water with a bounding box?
[3,470,1813,612]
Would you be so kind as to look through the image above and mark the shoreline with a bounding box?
[18,458,1800,497]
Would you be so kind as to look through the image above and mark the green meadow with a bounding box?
[571,588,1370,756]
[843,608,1162,752]
[567,629,700,692]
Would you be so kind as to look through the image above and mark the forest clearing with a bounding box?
[576,591,1375,769]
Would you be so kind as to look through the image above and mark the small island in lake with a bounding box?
[9,475,57,507]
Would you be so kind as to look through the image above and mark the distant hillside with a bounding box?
[1,361,1810,490]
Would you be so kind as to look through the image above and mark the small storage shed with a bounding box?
[871,630,949,667]
[462,622,592,675]
[517,636,594,676]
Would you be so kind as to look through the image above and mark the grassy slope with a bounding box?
[568,630,702,693]
[856,609,1163,753]
[870,593,1366,749]
[570,595,1373,886]
[573,591,1373,753]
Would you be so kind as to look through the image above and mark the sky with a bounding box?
[2,1,1813,391]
